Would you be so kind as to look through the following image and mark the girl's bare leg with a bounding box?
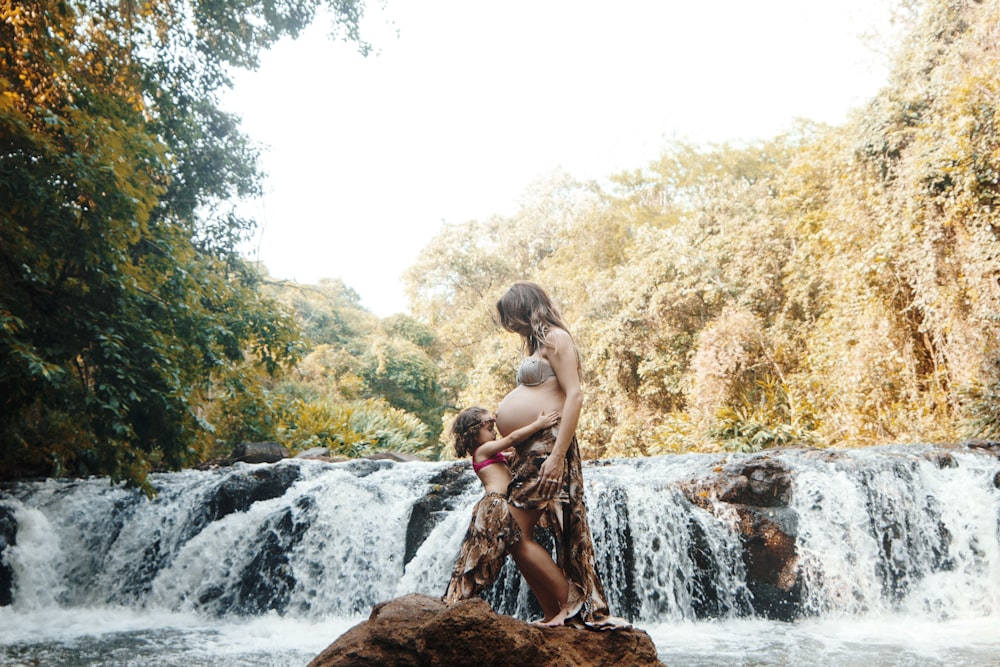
[508,506,569,625]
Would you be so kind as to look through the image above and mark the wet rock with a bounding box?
[924,450,957,469]
[404,463,475,567]
[735,506,801,620]
[685,510,747,619]
[716,456,793,507]
[215,495,317,616]
[341,459,392,478]
[0,503,16,606]
[590,486,639,620]
[205,464,301,521]
[963,439,1000,452]
[231,441,290,464]
[307,594,665,667]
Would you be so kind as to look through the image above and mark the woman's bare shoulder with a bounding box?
[545,326,572,345]
[544,327,575,356]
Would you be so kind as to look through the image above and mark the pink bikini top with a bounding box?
[472,449,508,473]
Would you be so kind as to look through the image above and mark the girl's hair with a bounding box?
[451,406,490,457]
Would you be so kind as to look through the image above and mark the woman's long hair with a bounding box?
[495,281,571,355]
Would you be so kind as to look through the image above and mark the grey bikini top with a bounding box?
[516,356,556,386]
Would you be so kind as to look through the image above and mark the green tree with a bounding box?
[360,315,445,447]
[269,277,377,349]
[0,0,371,489]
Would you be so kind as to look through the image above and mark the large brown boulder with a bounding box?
[308,593,665,667]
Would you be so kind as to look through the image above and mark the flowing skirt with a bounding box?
[443,491,522,604]
[507,427,625,628]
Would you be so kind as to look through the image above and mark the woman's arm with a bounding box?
[475,410,560,459]
[537,327,582,485]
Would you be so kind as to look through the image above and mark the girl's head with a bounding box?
[451,406,495,457]
[495,281,570,354]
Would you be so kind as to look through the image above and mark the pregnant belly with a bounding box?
[495,382,564,436]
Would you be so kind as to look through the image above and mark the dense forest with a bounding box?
[3,0,999,491]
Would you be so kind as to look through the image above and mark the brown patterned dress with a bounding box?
[443,491,522,604]
[507,426,625,628]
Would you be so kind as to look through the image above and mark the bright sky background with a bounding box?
[222,0,901,317]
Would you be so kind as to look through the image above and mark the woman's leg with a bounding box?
[508,506,569,625]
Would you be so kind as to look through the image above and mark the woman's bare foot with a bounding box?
[531,606,568,627]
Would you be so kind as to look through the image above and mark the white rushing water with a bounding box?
[1,445,999,666]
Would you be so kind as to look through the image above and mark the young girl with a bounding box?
[442,406,566,623]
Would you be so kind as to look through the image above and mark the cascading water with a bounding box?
[790,448,1000,619]
[1,444,999,666]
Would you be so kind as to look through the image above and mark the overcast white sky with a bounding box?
[222,0,899,317]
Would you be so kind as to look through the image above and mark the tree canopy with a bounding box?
[405,0,1000,458]
[0,0,370,490]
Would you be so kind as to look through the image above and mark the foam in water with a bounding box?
[4,504,66,609]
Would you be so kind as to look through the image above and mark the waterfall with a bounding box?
[789,448,1000,619]
[2,445,1000,665]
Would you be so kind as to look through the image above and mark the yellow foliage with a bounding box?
[404,0,1000,457]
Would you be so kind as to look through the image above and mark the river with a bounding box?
[2,445,999,665]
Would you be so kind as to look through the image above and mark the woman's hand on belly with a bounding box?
[495,383,564,435]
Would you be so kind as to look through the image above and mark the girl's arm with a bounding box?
[475,410,560,459]
[537,327,582,486]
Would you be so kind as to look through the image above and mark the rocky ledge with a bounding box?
[308,593,665,667]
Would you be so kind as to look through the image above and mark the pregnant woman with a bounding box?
[494,281,624,629]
